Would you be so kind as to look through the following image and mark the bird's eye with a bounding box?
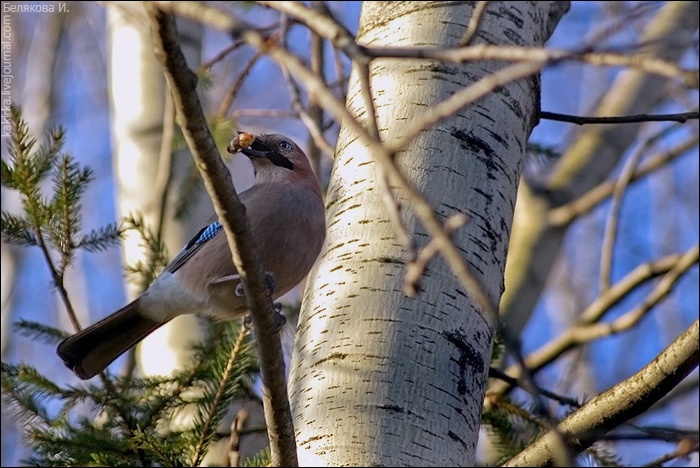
[278,140,293,151]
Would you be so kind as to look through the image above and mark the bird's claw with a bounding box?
[235,272,276,298]
[273,302,286,330]
[242,302,286,332]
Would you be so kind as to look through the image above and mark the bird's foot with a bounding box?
[234,272,276,297]
[273,302,286,330]
[242,302,286,331]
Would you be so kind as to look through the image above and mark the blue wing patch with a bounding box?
[195,221,222,245]
[167,221,223,273]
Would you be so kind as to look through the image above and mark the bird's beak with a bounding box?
[239,135,293,170]
[239,136,275,159]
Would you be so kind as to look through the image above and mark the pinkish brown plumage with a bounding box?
[57,133,325,379]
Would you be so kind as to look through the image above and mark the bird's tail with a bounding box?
[57,299,164,380]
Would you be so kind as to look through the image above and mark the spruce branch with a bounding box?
[1,105,147,464]
[191,324,251,466]
[76,222,123,253]
[121,213,170,292]
[13,319,69,344]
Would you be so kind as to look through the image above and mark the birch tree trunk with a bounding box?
[290,2,563,465]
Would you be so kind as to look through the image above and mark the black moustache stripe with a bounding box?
[266,151,294,170]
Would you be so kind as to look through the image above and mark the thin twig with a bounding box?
[548,135,699,227]
[34,226,81,332]
[641,440,699,467]
[215,48,265,121]
[231,109,298,120]
[487,367,582,408]
[492,245,699,397]
[259,1,698,89]
[331,42,347,97]
[583,2,655,48]
[257,0,360,58]
[576,244,698,342]
[307,1,328,174]
[256,1,696,87]
[363,44,699,88]
[282,70,335,161]
[404,214,468,296]
[389,60,546,154]
[277,18,335,160]
[541,111,699,125]
[599,124,682,292]
[200,41,245,71]
[155,86,176,237]
[600,146,645,292]
[459,1,490,46]
[355,51,416,257]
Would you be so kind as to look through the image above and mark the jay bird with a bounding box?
[57,133,326,379]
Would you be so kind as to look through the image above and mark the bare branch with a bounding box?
[258,1,698,88]
[541,110,699,125]
[388,60,546,154]
[215,48,265,121]
[641,439,699,467]
[491,246,700,396]
[155,88,175,236]
[364,44,699,88]
[600,123,685,292]
[486,367,582,408]
[278,43,336,160]
[504,320,699,467]
[232,109,298,120]
[575,244,698,342]
[548,135,699,227]
[145,6,297,466]
[600,143,646,292]
[404,213,468,296]
[256,0,359,58]
[307,1,329,173]
[200,40,245,71]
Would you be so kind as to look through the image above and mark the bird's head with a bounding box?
[228,133,317,187]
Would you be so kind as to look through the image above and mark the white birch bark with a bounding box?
[290,2,561,465]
